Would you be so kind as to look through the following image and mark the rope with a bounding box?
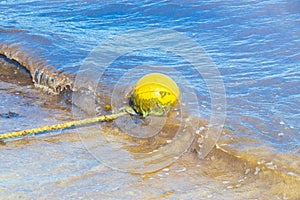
[0,106,136,140]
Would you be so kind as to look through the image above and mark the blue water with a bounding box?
[0,0,300,198]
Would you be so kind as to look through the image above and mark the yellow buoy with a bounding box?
[130,73,180,117]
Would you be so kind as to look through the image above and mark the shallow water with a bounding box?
[0,0,300,199]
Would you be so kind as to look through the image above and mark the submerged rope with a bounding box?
[0,106,136,140]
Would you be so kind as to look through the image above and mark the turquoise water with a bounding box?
[0,0,299,199]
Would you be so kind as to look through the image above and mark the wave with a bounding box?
[0,42,73,94]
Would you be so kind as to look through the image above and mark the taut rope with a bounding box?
[0,106,136,140]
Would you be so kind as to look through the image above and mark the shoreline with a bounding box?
[0,50,299,191]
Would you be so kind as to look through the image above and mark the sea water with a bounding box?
[0,0,299,199]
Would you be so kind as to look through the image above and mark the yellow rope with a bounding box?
[0,106,135,140]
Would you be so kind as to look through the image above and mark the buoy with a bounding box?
[130,73,180,117]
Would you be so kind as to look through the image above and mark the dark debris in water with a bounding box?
[0,111,21,119]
